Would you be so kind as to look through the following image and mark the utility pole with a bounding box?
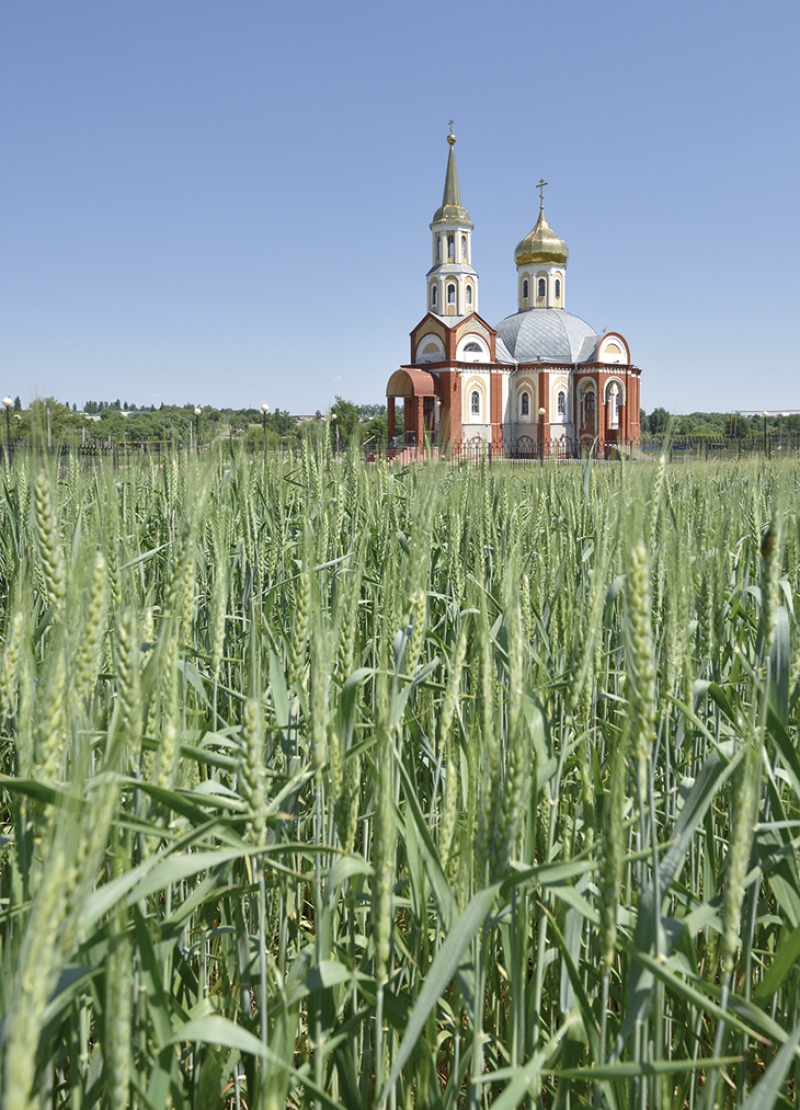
[2,398,12,463]
[261,403,270,456]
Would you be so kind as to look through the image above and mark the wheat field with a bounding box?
[1,440,799,1109]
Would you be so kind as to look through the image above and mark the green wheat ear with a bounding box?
[721,731,763,977]
[239,697,267,845]
[71,550,109,715]
[437,617,468,874]
[33,468,66,619]
[0,609,24,721]
[115,607,143,765]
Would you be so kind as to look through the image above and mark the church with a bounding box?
[386,129,642,458]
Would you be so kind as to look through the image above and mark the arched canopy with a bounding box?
[387,368,442,399]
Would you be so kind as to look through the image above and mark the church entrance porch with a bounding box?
[386,368,442,452]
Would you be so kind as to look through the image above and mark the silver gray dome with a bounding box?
[495,308,599,365]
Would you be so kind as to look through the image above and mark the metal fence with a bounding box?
[4,431,800,469]
[375,433,800,463]
[0,439,194,466]
[375,436,628,463]
[639,434,800,460]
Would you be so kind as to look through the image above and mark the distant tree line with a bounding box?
[4,396,400,450]
[82,400,160,414]
[11,398,795,450]
[641,408,800,437]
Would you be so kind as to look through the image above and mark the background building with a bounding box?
[387,129,642,457]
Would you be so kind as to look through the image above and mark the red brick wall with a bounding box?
[596,373,607,444]
[490,372,503,450]
[439,371,462,448]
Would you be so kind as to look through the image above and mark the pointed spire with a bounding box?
[442,128,462,208]
[431,126,473,228]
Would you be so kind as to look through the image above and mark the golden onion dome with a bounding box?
[514,205,569,266]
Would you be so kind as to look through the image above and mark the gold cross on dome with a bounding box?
[537,178,548,207]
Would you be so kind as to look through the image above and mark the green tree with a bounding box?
[649,406,670,434]
[24,398,76,444]
[270,408,298,437]
[330,397,361,444]
[364,413,388,445]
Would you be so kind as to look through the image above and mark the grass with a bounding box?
[0,439,799,1109]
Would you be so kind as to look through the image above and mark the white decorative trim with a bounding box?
[456,333,488,362]
[416,334,446,363]
[514,375,536,423]
[464,375,487,423]
[603,376,626,404]
[598,332,630,364]
[551,374,569,423]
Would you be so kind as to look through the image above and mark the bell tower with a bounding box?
[427,125,478,318]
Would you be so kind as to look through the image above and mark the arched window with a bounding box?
[436,236,441,261]
[607,382,620,428]
[521,391,530,417]
[447,284,456,305]
[464,341,481,352]
[537,277,546,299]
[461,235,467,260]
[448,235,455,260]
[555,278,561,299]
[584,390,596,430]
[471,390,480,416]
[522,278,529,300]
[557,390,566,416]
[466,284,473,307]
[431,285,437,308]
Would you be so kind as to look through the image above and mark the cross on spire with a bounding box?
[537,178,548,210]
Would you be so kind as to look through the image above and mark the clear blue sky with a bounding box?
[1,1,798,414]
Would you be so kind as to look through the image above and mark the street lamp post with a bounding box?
[194,408,201,453]
[261,403,269,456]
[538,407,546,466]
[331,412,339,454]
[2,398,12,464]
